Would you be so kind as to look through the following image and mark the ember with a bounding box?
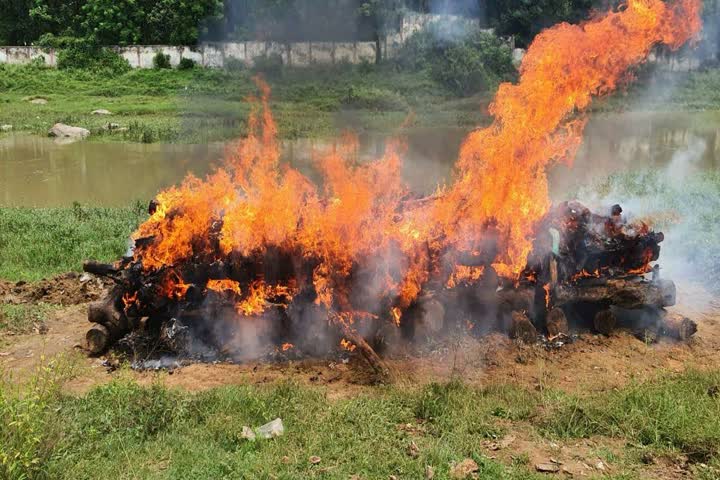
[83,0,702,374]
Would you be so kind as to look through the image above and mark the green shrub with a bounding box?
[57,39,131,74]
[396,26,516,96]
[153,52,172,69]
[178,57,196,70]
[0,357,76,480]
[342,85,409,111]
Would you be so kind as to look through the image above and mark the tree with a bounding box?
[358,0,403,64]
[0,0,39,44]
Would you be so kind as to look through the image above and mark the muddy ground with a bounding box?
[1,274,718,478]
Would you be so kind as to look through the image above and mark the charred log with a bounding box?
[554,278,675,309]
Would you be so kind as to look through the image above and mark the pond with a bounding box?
[1,111,719,207]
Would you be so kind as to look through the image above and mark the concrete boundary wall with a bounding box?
[0,41,381,69]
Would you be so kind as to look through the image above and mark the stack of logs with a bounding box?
[83,200,697,377]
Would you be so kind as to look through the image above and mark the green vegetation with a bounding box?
[0,61,493,143]
[0,203,146,281]
[2,363,719,480]
[0,303,56,337]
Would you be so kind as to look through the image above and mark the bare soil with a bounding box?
[1,275,718,479]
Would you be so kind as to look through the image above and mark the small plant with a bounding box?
[153,52,172,69]
[178,57,196,70]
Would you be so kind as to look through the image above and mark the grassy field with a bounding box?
[0,203,146,281]
[1,360,719,480]
[0,63,488,143]
[3,63,720,144]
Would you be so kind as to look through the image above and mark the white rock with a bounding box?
[0,124,12,132]
[48,123,90,140]
[30,98,48,105]
[257,418,284,439]
[92,109,112,115]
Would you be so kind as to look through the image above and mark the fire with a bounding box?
[128,1,701,332]
[340,339,356,352]
[432,0,702,277]
[207,279,242,296]
[122,291,138,313]
[281,342,294,351]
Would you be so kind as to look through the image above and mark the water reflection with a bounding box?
[1,112,719,207]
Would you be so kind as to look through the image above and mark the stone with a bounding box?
[105,123,121,130]
[48,123,90,140]
[0,124,12,132]
[257,418,284,439]
[92,109,112,115]
[535,463,560,473]
[30,98,48,105]
[425,465,435,479]
[450,458,478,479]
[309,456,321,465]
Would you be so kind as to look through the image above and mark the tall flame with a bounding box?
[132,0,701,320]
[434,0,702,277]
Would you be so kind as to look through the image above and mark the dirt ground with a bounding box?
[1,274,718,478]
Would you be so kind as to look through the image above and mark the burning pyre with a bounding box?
[84,0,702,374]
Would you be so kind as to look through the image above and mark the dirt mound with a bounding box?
[0,273,109,305]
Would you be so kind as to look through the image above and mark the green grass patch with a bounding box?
[543,370,720,463]
[0,203,146,281]
[0,62,491,143]
[0,303,57,336]
[3,367,718,479]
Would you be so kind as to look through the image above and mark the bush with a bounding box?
[342,85,409,111]
[178,57,196,70]
[57,38,131,74]
[153,52,172,69]
[396,25,516,96]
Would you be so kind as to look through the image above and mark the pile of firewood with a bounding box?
[83,200,696,376]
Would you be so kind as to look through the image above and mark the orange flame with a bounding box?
[340,339,356,352]
[433,0,702,277]
[207,279,242,296]
[131,1,701,322]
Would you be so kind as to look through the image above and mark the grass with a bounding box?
[0,203,146,281]
[0,63,489,143]
[2,363,719,480]
[0,303,57,336]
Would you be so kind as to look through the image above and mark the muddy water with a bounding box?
[1,112,719,207]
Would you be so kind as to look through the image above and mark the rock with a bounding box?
[309,455,321,465]
[450,458,478,479]
[48,123,90,140]
[425,465,435,479]
[0,124,12,132]
[257,418,284,439]
[79,273,92,283]
[407,440,420,458]
[104,122,121,130]
[92,109,112,115]
[595,460,606,471]
[30,98,48,105]
[240,426,256,440]
[535,463,560,473]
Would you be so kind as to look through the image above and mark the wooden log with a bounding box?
[509,311,537,343]
[658,311,697,341]
[86,324,111,355]
[332,313,390,380]
[554,278,675,309]
[86,285,131,354]
[546,307,569,338]
[593,309,617,336]
[83,260,119,277]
